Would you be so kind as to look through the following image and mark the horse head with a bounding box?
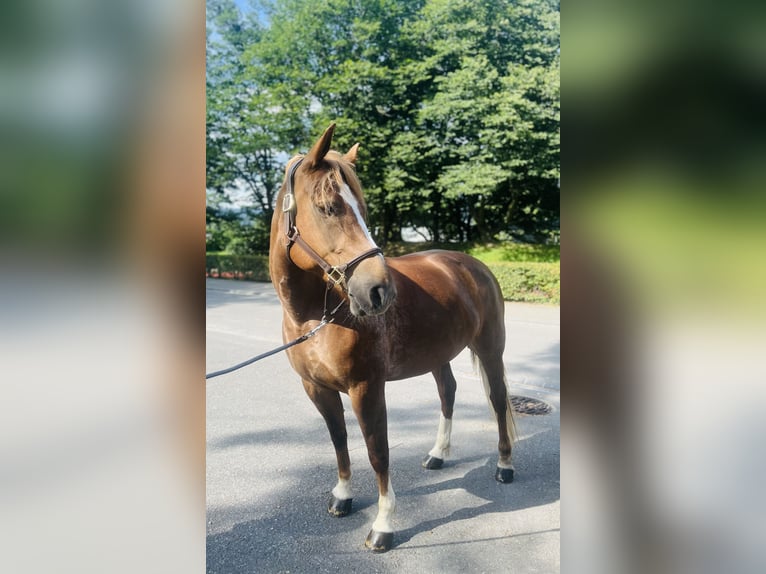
[279,124,396,317]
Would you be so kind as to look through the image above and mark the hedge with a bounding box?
[206,253,270,281]
[206,254,560,305]
[484,262,560,304]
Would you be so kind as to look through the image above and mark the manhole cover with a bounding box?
[510,395,552,415]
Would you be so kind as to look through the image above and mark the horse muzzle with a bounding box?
[347,274,396,317]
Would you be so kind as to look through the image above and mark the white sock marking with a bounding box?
[428,413,452,460]
[371,477,396,533]
[331,476,353,501]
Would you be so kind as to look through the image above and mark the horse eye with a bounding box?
[320,199,343,217]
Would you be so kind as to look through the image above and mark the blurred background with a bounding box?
[566,1,766,573]
[0,1,205,572]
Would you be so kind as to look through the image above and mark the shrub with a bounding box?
[484,262,560,304]
[206,253,270,281]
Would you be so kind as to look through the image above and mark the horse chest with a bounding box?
[286,329,382,390]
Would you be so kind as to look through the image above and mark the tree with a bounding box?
[387,0,560,242]
[206,0,305,253]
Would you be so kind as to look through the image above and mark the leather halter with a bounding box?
[282,158,383,291]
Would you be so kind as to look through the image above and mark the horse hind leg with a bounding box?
[471,350,516,483]
[301,380,353,517]
[422,363,457,470]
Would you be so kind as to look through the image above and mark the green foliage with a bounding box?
[207,0,305,228]
[206,203,271,254]
[485,262,560,304]
[383,0,560,242]
[206,253,271,281]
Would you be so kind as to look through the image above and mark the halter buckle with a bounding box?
[285,226,298,243]
[282,193,295,213]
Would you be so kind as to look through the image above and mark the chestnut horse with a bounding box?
[269,124,515,552]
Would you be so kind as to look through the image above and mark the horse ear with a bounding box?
[343,143,360,166]
[305,123,336,170]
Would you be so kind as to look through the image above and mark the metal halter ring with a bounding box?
[326,267,347,288]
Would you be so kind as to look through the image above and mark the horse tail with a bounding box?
[471,351,517,444]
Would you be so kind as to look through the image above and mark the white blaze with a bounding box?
[340,184,381,255]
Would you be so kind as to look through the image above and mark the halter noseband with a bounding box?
[282,157,383,291]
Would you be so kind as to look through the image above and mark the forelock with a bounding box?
[305,158,367,216]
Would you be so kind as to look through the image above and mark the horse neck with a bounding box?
[269,194,337,322]
[270,239,327,323]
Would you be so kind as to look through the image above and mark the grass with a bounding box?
[467,242,559,263]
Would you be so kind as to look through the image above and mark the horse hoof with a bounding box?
[365,529,394,552]
[328,496,352,517]
[495,466,515,483]
[421,455,444,469]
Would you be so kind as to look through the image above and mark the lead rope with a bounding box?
[205,282,345,381]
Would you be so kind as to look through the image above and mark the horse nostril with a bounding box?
[369,285,386,310]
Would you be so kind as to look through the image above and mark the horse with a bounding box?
[269,124,516,552]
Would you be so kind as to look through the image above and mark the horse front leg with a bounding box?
[301,380,353,517]
[349,381,395,552]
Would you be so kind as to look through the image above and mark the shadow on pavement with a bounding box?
[207,423,559,573]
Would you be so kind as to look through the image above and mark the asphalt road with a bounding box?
[206,278,560,573]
